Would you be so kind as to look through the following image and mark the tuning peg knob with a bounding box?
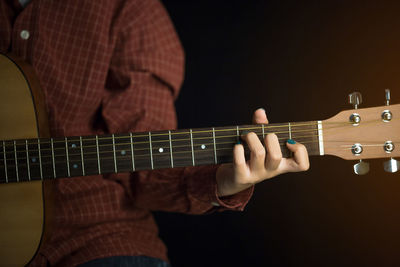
[349,92,362,109]
[353,160,370,175]
[384,158,399,173]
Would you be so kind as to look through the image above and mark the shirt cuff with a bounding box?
[185,165,254,212]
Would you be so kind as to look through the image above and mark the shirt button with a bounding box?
[20,30,30,40]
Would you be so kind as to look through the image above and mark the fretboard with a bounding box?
[0,121,322,183]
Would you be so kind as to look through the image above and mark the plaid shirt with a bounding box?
[0,0,253,266]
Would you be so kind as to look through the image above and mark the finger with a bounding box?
[264,133,282,171]
[252,108,269,124]
[281,140,310,172]
[241,132,265,171]
[233,142,248,176]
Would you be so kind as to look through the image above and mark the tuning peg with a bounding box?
[349,92,362,109]
[385,89,391,106]
[384,158,399,173]
[353,160,370,175]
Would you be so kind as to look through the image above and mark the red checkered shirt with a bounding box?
[0,0,253,266]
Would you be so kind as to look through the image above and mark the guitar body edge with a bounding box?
[0,54,51,266]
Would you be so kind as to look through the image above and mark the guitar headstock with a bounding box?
[322,90,399,175]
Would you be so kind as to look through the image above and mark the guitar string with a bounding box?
[0,136,396,166]
[1,115,385,154]
[0,140,318,167]
[0,127,320,156]
[6,137,397,170]
[1,140,396,176]
[1,141,394,182]
[0,118,395,161]
[0,115,389,148]
[0,139,319,172]
[0,118,385,147]
[0,129,321,160]
[0,132,395,162]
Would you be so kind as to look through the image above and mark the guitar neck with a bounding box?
[0,121,322,183]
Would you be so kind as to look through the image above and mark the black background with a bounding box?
[155,1,400,266]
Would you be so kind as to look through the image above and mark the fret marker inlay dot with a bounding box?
[71,144,77,148]
[121,150,126,155]
[158,148,164,153]
[73,164,78,169]
[31,157,37,163]
[201,144,206,150]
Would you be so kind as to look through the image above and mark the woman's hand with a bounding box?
[216,108,310,196]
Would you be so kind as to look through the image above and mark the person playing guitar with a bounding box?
[13,1,398,266]
[2,1,399,266]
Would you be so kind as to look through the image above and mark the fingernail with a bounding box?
[287,139,296,144]
[258,107,266,113]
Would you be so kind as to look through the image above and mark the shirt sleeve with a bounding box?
[101,0,253,214]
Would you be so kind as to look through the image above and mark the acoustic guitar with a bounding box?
[0,53,399,266]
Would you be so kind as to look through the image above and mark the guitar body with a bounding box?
[0,54,50,266]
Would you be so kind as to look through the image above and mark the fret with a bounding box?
[257,124,265,146]
[150,131,172,170]
[236,126,240,143]
[288,123,293,157]
[130,133,135,171]
[148,132,155,170]
[114,134,134,173]
[38,138,54,179]
[131,132,152,171]
[26,140,31,181]
[262,123,291,158]
[212,127,217,164]
[11,140,28,182]
[80,136,85,176]
[97,134,116,174]
[51,137,68,178]
[190,129,195,166]
[0,141,7,183]
[112,134,117,173]
[50,138,56,178]
[81,135,100,176]
[290,121,320,156]
[168,130,174,168]
[13,141,19,182]
[3,141,17,182]
[170,129,193,167]
[14,140,29,182]
[214,126,238,164]
[96,135,101,174]
[37,139,43,180]
[262,124,265,138]
[65,137,71,177]
[66,137,83,177]
[191,127,215,166]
